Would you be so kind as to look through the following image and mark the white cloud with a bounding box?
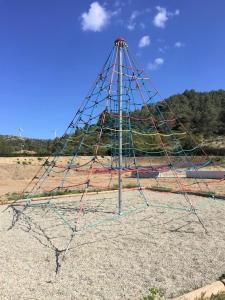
[138,35,151,48]
[139,22,146,29]
[174,41,185,48]
[158,45,168,53]
[155,58,164,65]
[153,6,180,28]
[148,57,164,70]
[153,6,168,28]
[127,10,140,30]
[111,7,121,17]
[127,9,149,30]
[127,23,135,30]
[81,2,110,32]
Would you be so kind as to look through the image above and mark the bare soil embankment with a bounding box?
[0,156,224,202]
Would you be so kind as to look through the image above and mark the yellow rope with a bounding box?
[104,127,186,137]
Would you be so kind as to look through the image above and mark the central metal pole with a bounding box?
[118,42,123,215]
[115,36,127,215]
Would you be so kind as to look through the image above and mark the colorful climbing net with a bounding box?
[7,37,223,272]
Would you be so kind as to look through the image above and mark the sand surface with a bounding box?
[1,190,225,299]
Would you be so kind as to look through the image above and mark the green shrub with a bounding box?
[143,287,164,300]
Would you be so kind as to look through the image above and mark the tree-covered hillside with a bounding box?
[0,135,54,156]
[1,89,224,156]
[160,89,225,136]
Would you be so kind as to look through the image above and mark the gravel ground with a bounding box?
[0,190,225,299]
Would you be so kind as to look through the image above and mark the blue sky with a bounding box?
[0,0,225,138]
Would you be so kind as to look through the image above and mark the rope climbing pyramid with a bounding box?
[8,37,219,271]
